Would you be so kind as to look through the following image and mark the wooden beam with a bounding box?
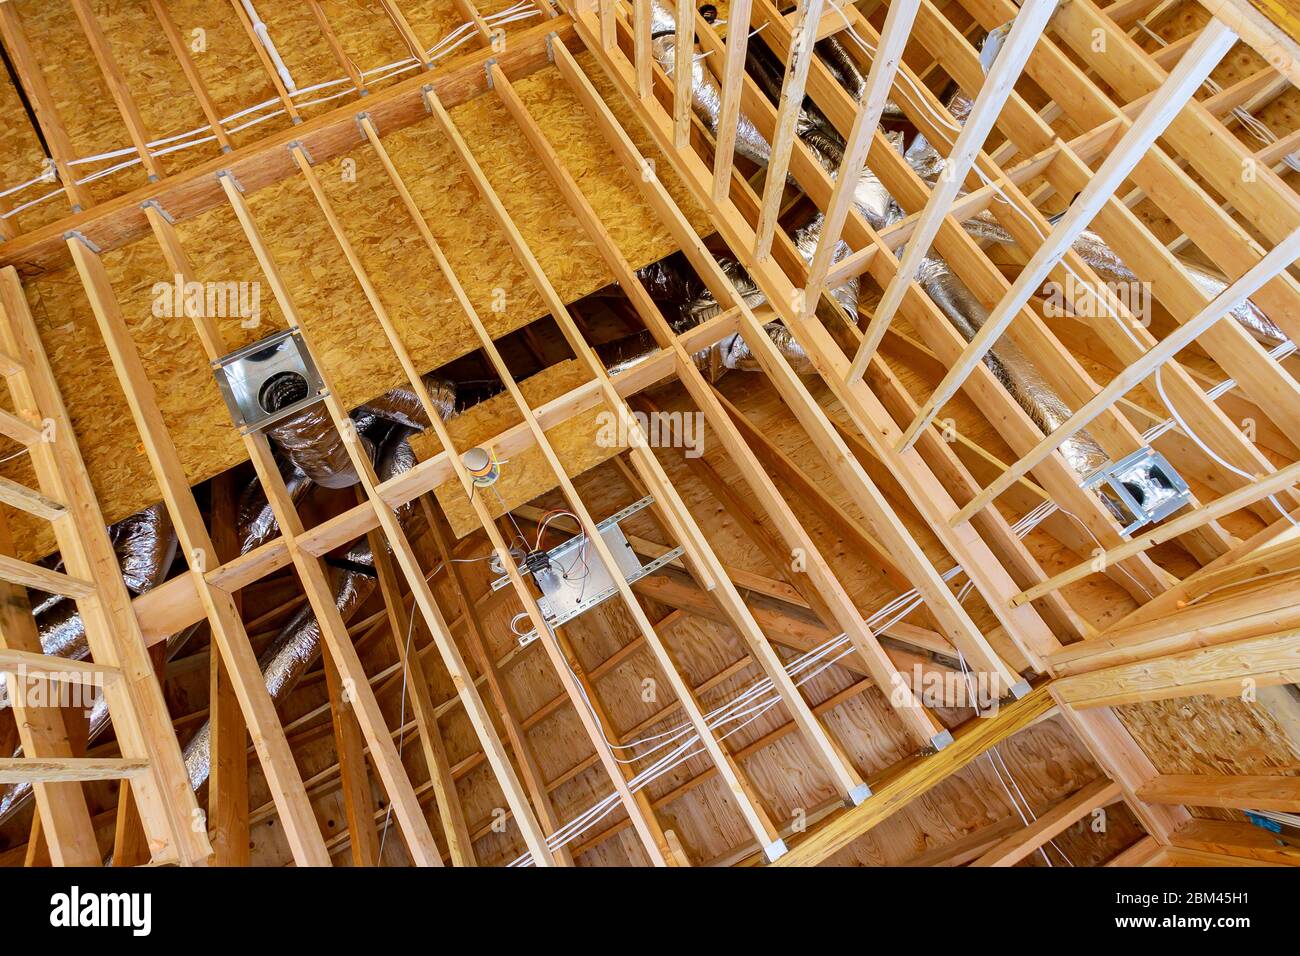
[755,0,825,259]
[1170,818,1300,866]
[0,758,147,784]
[68,0,164,181]
[1055,628,1300,708]
[207,473,249,867]
[1017,464,1300,604]
[710,0,754,201]
[373,503,480,866]
[301,119,645,866]
[427,79,801,858]
[804,0,919,307]
[1106,835,1161,866]
[1138,773,1300,812]
[0,3,90,211]
[220,174,445,867]
[571,5,1066,668]
[901,815,1021,866]
[323,652,380,866]
[0,513,100,866]
[554,30,1028,690]
[771,683,1057,866]
[673,0,695,146]
[0,269,211,865]
[971,778,1122,866]
[897,18,1239,451]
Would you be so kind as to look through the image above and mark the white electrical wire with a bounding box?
[507,497,1068,866]
[1134,18,1300,172]
[0,2,547,220]
[824,0,1300,534]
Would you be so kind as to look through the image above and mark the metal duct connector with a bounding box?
[913,255,1110,480]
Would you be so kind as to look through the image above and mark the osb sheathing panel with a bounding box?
[0,0,536,232]
[3,54,710,560]
[1117,693,1300,822]
[409,359,626,537]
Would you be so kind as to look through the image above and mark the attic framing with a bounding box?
[0,0,1297,869]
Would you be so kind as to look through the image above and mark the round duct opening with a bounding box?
[259,370,310,415]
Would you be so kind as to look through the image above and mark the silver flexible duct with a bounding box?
[904,87,1285,347]
[0,378,456,826]
[913,255,1110,479]
[649,2,771,167]
[617,255,818,378]
[238,376,456,552]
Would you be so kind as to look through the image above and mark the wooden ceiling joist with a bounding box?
[1,0,1298,870]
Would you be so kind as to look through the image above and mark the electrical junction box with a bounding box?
[490,496,685,647]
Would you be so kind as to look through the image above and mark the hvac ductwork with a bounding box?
[0,377,457,825]
[602,255,817,380]
[648,2,770,168]
[179,382,452,795]
[912,255,1109,479]
[904,89,1286,348]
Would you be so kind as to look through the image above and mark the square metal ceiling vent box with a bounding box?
[212,328,327,434]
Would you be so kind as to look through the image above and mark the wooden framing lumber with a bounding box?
[492,63,947,766]
[218,173,455,867]
[710,0,754,201]
[67,0,164,181]
[573,6,1058,669]
[65,232,330,868]
[847,0,1057,375]
[754,0,825,259]
[0,267,210,866]
[1137,773,1300,812]
[0,758,147,784]
[970,777,1121,866]
[303,119,667,866]
[954,228,1300,524]
[1055,627,1300,708]
[770,683,1057,866]
[0,513,100,866]
[0,3,90,212]
[896,17,1240,450]
[400,86,794,859]
[1169,818,1300,866]
[1017,460,1300,603]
